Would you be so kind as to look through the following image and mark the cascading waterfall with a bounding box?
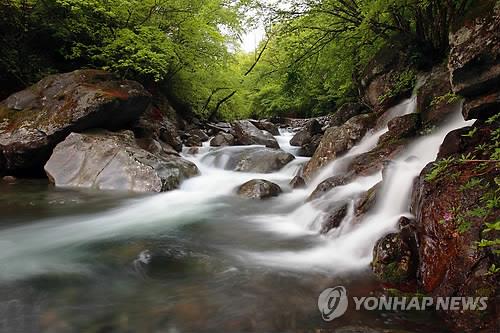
[246,101,474,272]
[0,98,472,281]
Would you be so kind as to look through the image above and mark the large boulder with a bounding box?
[302,113,376,180]
[237,179,282,199]
[232,120,279,148]
[45,131,199,192]
[409,120,499,331]
[202,147,294,173]
[0,70,151,175]
[448,2,500,120]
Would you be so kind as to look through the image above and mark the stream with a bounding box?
[0,97,473,332]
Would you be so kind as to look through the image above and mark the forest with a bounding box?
[0,0,474,120]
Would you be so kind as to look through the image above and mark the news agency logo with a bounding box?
[317,286,348,321]
[318,285,489,321]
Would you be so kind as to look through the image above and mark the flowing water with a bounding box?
[0,99,472,333]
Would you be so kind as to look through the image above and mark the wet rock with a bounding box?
[321,203,348,234]
[350,140,406,176]
[303,113,377,180]
[416,64,461,126]
[462,91,500,121]
[448,3,500,98]
[203,147,294,173]
[361,48,416,110]
[0,70,151,176]
[232,120,279,148]
[371,232,416,285]
[308,175,348,201]
[410,119,499,331]
[379,113,421,144]
[136,137,179,157]
[237,179,282,199]
[45,130,199,192]
[289,119,322,147]
[210,132,235,147]
[250,120,280,136]
[436,126,480,159]
[133,107,183,152]
[353,182,381,222]
[329,103,369,127]
[298,133,322,157]
[289,176,306,189]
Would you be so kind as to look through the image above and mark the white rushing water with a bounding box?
[247,102,474,272]
[0,98,473,280]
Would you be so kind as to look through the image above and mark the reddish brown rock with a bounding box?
[0,70,151,175]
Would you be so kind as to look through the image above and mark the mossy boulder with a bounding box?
[0,70,151,176]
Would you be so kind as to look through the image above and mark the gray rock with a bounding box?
[210,132,235,147]
[237,179,282,199]
[250,120,280,136]
[232,120,279,148]
[289,119,322,147]
[302,113,376,180]
[45,131,199,192]
[202,147,294,173]
[0,70,151,175]
[289,176,306,189]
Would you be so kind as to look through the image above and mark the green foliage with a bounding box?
[430,92,461,107]
[424,157,454,182]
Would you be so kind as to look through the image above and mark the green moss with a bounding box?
[381,262,408,284]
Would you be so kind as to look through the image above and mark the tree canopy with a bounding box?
[0,0,475,120]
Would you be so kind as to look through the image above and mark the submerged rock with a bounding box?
[203,147,294,173]
[303,113,376,180]
[45,131,199,192]
[0,70,151,175]
[237,179,282,199]
[232,120,279,148]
